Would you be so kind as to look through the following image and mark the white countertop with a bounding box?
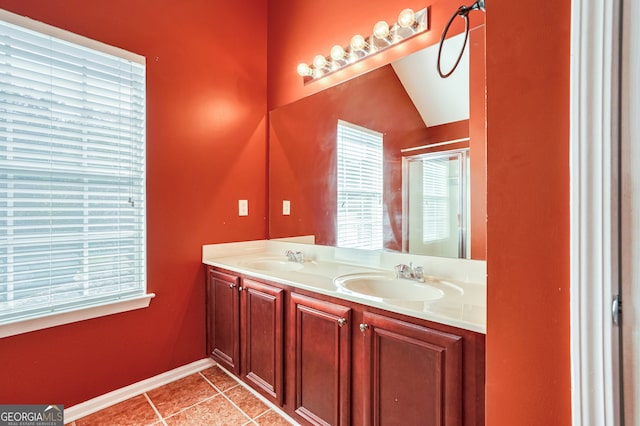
[202,239,486,334]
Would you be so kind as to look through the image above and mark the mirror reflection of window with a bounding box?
[422,157,451,243]
[404,148,470,258]
[336,120,383,249]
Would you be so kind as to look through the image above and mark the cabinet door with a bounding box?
[206,268,240,375]
[361,312,463,426]
[241,278,284,405]
[290,293,351,426]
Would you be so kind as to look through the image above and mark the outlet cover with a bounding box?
[283,200,291,215]
[238,199,248,216]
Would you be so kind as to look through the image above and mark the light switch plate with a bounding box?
[283,200,291,216]
[238,199,248,216]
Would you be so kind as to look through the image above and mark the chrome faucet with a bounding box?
[394,262,425,282]
[284,250,305,263]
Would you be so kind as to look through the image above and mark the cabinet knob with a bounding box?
[337,318,347,327]
[229,283,236,289]
[359,323,369,333]
[238,287,243,292]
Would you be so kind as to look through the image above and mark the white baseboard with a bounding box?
[64,358,216,423]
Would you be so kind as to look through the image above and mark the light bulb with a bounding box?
[350,34,366,51]
[313,54,328,69]
[330,45,346,61]
[398,8,416,28]
[373,21,390,39]
[297,63,312,77]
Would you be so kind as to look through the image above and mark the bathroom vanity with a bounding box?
[203,240,485,425]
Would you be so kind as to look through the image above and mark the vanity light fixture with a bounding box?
[398,8,417,28]
[373,20,392,41]
[297,6,428,82]
[330,45,347,61]
[350,34,368,51]
[296,63,313,77]
[348,34,369,61]
[312,54,329,70]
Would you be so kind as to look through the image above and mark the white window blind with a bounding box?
[336,120,383,250]
[0,13,146,325]
[422,157,450,243]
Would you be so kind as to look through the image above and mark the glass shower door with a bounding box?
[403,149,469,258]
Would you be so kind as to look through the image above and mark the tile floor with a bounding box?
[66,365,296,426]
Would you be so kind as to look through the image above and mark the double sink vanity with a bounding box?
[202,239,486,425]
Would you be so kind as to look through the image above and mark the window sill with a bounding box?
[0,294,155,339]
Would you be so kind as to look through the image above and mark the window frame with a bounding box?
[0,9,153,338]
[335,120,384,250]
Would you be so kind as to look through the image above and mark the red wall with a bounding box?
[485,2,572,425]
[269,1,572,425]
[0,0,573,422]
[0,0,267,406]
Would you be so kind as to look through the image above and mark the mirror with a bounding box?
[403,148,470,257]
[268,28,486,260]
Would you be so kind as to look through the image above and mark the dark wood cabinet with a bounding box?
[289,293,351,426]
[360,311,463,426]
[205,267,284,405]
[241,278,284,405]
[205,265,484,425]
[206,268,240,375]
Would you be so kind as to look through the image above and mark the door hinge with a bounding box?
[612,294,622,326]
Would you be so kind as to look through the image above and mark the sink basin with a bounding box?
[241,257,304,272]
[334,272,445,301]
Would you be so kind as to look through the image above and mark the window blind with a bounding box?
[336,120,383,250]
[0,14,146,324]
[422,157,450,243]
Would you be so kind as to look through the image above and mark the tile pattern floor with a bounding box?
[66,365,296,426]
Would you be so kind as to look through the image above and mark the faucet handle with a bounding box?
[284,250,295,261]
[394,264,409,278]
[412,266,424,280]
[284,249,304,263]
